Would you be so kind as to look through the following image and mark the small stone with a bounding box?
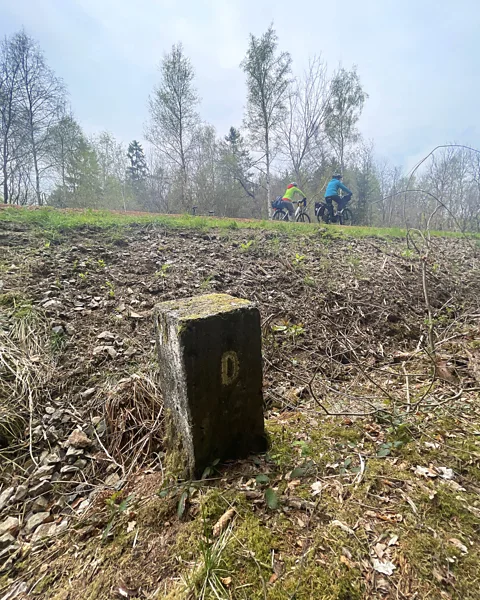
[60,465,78,475]
[12,485,28,503]
[56,520,69,535]
[0,533,15,550]
[43,299,63,310]
[32,464,55,480]
[50,409,64,422]
[95,419,107,436]
[80,387,96,399]
[76,500,90,514]
[45,406,55,415]
[31,496,49,513]
[105,473,120,487]
[0,517,20,537]
[29,480,53,497]
[129,310,144,319]
[93,345,117,359]
[25,512,51,533]
[65,323,75,336]
[97,331,115,341]
[67,430,92,449]
[31,522,57,543]
[0,487,15,511]
[51,498,66,514]
[52,325,64,335]
[66,446,84,458]
[46,425,59,442]
[42,453,61,465]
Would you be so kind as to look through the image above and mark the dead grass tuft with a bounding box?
[104,373,165,473]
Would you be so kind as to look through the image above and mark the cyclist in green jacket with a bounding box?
[279,182,306,215]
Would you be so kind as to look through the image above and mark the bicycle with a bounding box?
[191,206,215,217]
[271,198,311,223]
[314,194,353,225]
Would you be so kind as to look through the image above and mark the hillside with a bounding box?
[0,209,479,600]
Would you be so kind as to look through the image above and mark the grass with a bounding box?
[1,206,478,240]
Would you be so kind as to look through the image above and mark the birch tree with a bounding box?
[146,43,199,208]
[241,26,291,216]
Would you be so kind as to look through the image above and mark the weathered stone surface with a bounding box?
[29,480,53,497]
[25,511,51,532]
[32,464,55,480]
[0,487,14,511]
[67,430,92,449]
[11,485,28,503]
[31,496,49,513]
[0,517,19,537]
[0,533,15,550]
[155,293,266,477]
[31,522,57,543]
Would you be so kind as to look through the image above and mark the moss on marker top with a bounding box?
[157,294,252,321]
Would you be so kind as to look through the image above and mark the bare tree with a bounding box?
[146,43,200,208]
[11,31,65,205]
[281,55,330,183]
[325,67,366,172]
[0,36,22,204]
[241,25,291,216]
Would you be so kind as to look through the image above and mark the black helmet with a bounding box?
[332,173,342,179]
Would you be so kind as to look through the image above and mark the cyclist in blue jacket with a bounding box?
[325,173,352,221]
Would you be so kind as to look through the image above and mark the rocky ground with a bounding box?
[0,214,479,599]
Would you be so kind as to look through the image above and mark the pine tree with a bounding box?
[126,140,148,184]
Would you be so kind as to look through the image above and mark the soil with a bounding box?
[0,219,479,599]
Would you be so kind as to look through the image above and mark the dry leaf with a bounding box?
[372,558,396,575]
[126,521,136,533]
[330,520,355,535]
[436,467,454,480]
[449,538,468,554]
[444,480,466,492]
[220,576,232,587]
[129,310,144,319]
[365,511,403,523]
[376,577,390,593]
[340,555,355,568]
[273,558,285,577]
[287,479,301,490]
[387,535,399,546]
[414,465,437,478]
[310,481,322,496]
[374,542,386,559]
[269,573,278,584]
[213,508,235,537]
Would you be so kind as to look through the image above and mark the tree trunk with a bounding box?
[32,146,42,205]
[28,113,42,205]
[2,148,8,204]
[265,132,271,218]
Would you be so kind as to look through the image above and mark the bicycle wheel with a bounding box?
[272,209,287,221]
[339,208,353,225]
[315,204,328,223]
[296,212,311,223]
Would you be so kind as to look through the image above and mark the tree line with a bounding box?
[1,27,479,232]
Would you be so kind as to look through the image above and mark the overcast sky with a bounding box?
[2,0,479,169]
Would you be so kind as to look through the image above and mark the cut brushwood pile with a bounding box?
[0,215,479,599]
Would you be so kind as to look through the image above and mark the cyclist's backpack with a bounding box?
[272,196,282,209]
